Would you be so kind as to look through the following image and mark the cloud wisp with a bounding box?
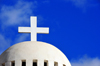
[66,0,98,10]
[14,34,29,44]
[70,0,88,8]
[71,56,100,66]
[0,34,10,54]
[0,1,37,26]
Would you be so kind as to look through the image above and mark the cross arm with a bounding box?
[18,27,31,33]
[37,27,49,34]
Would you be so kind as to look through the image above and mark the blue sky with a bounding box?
[0,0,100,66]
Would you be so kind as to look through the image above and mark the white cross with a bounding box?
[18,16,49,41]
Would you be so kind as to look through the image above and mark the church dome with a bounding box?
[0,41,71,66]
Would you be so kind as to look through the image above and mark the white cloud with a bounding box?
[71,56,100,66]
[0,1,37,26]
[66,0,97,10]
[70,0,88,8]
[0,34,10,54]
[14,34,29,44]
[0,33,29,54]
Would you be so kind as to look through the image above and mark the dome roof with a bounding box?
[0,41,71,66]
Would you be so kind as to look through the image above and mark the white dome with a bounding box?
[0,41,71,66]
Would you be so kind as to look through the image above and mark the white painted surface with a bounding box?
[5,62,11,66]
[48,61,54,66]
[26,59,32,66]
[0,41,71,66]
[18,16,49,41]
[15,60,21,66]
[38,60,44,66]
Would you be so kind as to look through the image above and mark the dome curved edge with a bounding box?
[0,41,71,66]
